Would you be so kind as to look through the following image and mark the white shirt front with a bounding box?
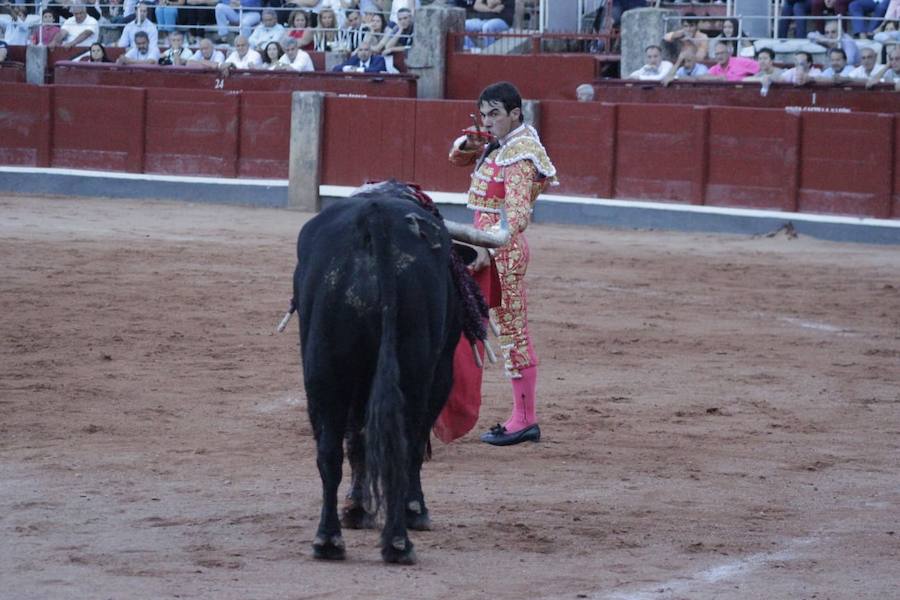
[278,50,314,72]
[3,14,41,46]
[225,48,262,69]
[61,15,99,47]
[848,64,877,80]
[161,46,194,63]
[191,49,226,66]
[628,60,674,81]
[780,66,823,83]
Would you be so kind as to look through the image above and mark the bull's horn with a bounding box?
[471,342,484,369]
[445,209,510,248]
[484,341,498,364]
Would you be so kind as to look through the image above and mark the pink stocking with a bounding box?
[503,365,537,433]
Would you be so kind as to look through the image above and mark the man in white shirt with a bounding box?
[0,5,42,46]
[187,37,226,68]
[627,45,673,81]
[222,35,262,72]
[779,51,823,84]
[159,30,194,65]
[247,8,284,52]
[116,31,160,64]
[848,47,878,80]
[866,46,900,89]
[278,38,314,71]
[817,48,854,81]
[118,3,159,50]
[49,4,99,48]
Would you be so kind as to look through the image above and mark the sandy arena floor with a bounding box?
[1,194,899,600]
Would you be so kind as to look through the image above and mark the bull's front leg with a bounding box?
[341,429,376,529]
[313,426,346,560]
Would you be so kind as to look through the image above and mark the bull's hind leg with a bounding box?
[312,426,346,560]
[405,435,432,531]
[341,430,376,529]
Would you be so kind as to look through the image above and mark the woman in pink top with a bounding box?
[707,41,759,81]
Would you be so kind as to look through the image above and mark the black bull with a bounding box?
[291,182,506,564]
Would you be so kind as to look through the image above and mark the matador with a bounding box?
[446,81,557,447]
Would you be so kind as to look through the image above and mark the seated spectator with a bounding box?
[278,36,314,71]
[49,4,100,48]
[575,83,594,102]
[260,39,283,69]
[184,0,217,45]
[186,36,225,67]
[849,0,889,39]
[0,41,7,63]
[662,43,708,87]
[779,0,812,39]
[76,41,111,62]
[116,30,159,63]
[780,51,823,83]
[743,47,783,81]
[874,12,900,41]
[363,10,389,51]
[817,47,855,80]
[380,7,413,56]
[118,3,158,50]
[811,0,851,33]
[2,5,41,46]
[248,8,284,52]
[707,41,760,80]
[155,0,183,38]
[673,42,709,78]
[159,30,193,64]
[807,19,859,65]
[331,40,386,72]
[849,45,879,77]
[286,10,315,50]
[215,0,262,41]
[866,44,900,86]
[663,13,709,59]
[389,0,419,25]
[222,34,262,70]
[338,8,363,53]
[627,44,673,81]
[313,7,339,51]
[464,0,513,50]
[32,9,62,46]
[708,18,752,58]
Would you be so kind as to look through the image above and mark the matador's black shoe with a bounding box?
[479,423,541,446]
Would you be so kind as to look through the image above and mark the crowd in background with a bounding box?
[0,0,420,72]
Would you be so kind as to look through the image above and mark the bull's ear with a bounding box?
[452,243,478,266]
[404,213,443,249]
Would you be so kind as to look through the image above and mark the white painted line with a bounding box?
[779,317,853,334]
[4,167,900,229]
[597,538,814,600]
[0,166,288,187]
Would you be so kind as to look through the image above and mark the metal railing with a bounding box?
[450,30,619,56]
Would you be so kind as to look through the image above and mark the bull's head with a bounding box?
[443,209,510,249]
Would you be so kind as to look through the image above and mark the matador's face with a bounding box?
[479,100,520,140]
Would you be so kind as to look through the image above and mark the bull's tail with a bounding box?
[364,203,408,538]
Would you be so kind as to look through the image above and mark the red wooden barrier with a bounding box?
[321,96,417,187]
[0,62,26,83]
[52,84,146,172]
[591,79,900,115]
[446,54,605,101]
[704,106,800,212]
[540,100,614,196]
[894,118,900,219]
[614,103,697,203]
[53,62,417,97]
[411,99,474,194]
[0,83,51,166]
[144,88,239,177]
[799,111,894,218]
[239,91,292,179]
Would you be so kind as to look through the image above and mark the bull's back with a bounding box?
[294,196,455,371]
